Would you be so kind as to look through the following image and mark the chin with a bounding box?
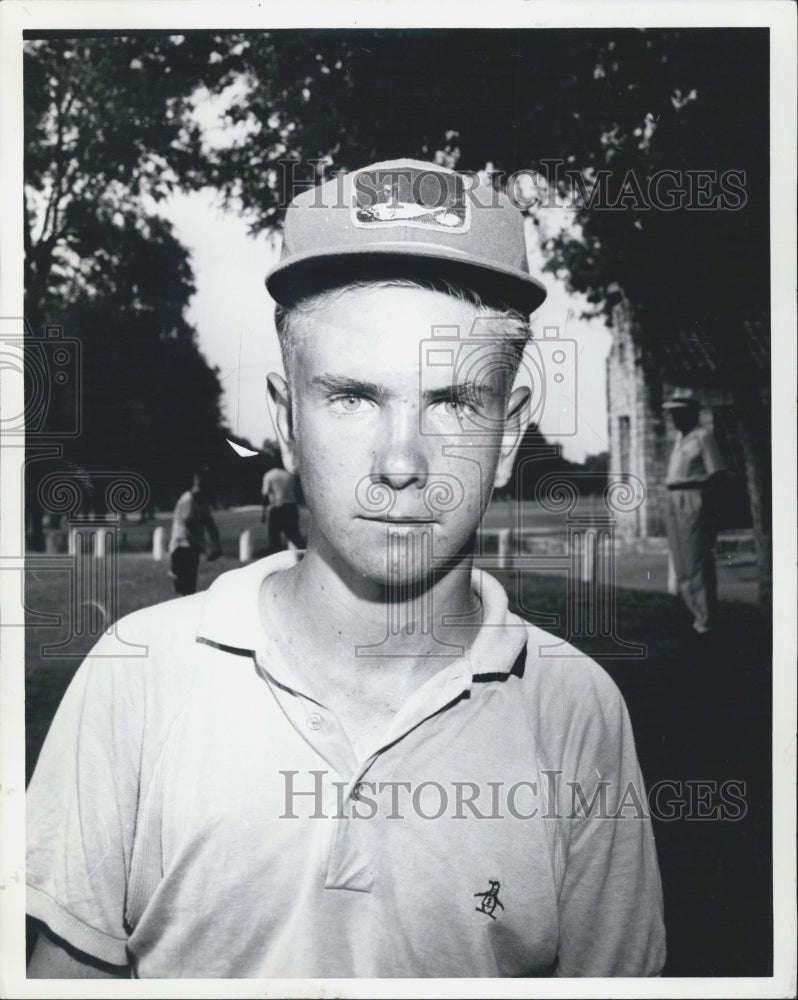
[350,551,436,591]
[342,528,476,590]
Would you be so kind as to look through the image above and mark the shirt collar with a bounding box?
[462,568,528,680]
[195,549,300,657]
[195,552,527,682]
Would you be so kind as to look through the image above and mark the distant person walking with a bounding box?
[663,389,726,635]
[168,469,222,595]
[260,466,303,553]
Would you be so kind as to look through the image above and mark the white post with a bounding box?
[667,552,678,595]
[152,526,165,561]
[239,529,252,563]
[497,528,510,569]
[580,528,596,583]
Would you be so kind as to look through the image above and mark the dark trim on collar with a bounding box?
[196,636,255,658]
[472,644,527,684]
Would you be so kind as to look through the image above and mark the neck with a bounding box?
[265,542,479,670]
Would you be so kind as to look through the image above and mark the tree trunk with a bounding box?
[730,382,772,608]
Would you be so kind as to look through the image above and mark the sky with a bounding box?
[160,189,613,463]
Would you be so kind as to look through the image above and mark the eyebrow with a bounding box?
[310,374,387,397]
[309,374,500,406]
[424,381,501,406]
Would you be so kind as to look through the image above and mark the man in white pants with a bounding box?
[663,388,726,634]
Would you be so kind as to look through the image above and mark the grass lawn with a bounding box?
[23,532,772,978]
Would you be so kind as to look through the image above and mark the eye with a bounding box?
[436,397,476,417]
[330,394,373,414]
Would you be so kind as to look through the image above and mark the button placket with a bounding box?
[324,769,382,893]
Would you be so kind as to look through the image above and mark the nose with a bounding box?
[370,405,428,491]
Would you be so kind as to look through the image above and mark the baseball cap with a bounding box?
[266,159,547,314]
[663,388,701,409]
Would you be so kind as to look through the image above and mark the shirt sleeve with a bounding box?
[551,664,666,977]
[699,428,726,476]
[26,641,146,967]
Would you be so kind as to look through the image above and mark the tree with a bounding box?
[505,423,568,501]
[504,426,608,501]
[24,205,226,540]
[23,35,231,327]
[23,35,232,541]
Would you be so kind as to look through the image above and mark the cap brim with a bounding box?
[266,244,547,315]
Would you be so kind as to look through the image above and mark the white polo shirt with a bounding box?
[27,552,665,978]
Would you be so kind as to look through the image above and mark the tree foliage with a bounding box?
[504,425,608,501]
[26,27,770,397]
[24,35,223,321]
[193,29,767,312]
[24,35,232,528]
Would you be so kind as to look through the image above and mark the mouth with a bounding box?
[361,516,437,525]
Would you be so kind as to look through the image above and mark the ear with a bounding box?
[493,384,531,490]
[266,373,299,474]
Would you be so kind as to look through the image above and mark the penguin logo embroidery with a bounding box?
[474,879,504,920]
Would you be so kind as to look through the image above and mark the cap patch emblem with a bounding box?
[351,165,471,233]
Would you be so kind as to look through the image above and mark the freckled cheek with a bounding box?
[437,445,500,492]
[295,422,373,507]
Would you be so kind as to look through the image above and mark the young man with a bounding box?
[663,388,727,634]
[26,160,665,978]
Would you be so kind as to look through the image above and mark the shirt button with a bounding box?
[306,713,323,731]
[352,782,364,800]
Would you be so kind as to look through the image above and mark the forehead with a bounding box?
[306,284,477,334]
[289,285,500,374]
